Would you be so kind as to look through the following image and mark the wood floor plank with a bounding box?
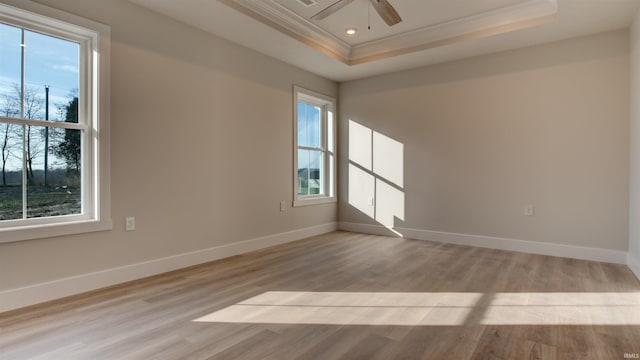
[1,231,639,359]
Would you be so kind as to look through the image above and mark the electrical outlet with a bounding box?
[125,216,136,231]
[524,205,534,216]
[280,201,286,212]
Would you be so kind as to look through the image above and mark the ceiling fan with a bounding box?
[310,0,402,26]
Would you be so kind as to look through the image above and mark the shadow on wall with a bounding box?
[348,119,405,234]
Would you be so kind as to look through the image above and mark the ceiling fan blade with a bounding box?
[311,0,356,21]
[369,0,402,26]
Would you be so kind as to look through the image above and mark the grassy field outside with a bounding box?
[0,185,81,220]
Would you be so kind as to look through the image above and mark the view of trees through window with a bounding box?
[0,22,82,221]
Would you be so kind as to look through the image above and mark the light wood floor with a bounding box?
[2,231,640,359]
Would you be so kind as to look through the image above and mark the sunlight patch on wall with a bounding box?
[348,120,404,230]
[348,164,375,219]
[373,131,403,187]
[375,179,404,228]
[349,120,372,170]
[194,291,640,326]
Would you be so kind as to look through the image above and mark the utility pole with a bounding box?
[44,85,49,187]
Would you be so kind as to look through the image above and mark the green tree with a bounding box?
[54,96,80,177]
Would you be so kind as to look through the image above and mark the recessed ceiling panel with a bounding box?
[225,0,558,64]
[274,0,532,45]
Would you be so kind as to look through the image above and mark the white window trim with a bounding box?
[0,0,111,243]
[293,85,336,207]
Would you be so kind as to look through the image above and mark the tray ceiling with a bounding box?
[127,0,640,81]
[223,0,558,65]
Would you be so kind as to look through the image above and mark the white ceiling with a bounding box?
[127,0,640,82]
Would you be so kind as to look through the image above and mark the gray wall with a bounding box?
[0,0,337,291]
[339,30,630,251]
[1,0,635,303]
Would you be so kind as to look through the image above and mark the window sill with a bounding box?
[294,196,337,207]
[0,218,112,244]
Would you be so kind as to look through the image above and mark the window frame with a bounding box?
[0,0,111,243]
[293,85,336,207]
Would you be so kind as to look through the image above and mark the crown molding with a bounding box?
[221,0,558,65]
[220,0,351,63]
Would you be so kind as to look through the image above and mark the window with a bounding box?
[0,1,111,242]
[294,86,336,206]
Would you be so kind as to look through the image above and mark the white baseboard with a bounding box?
[339,222,628,265]
[0,222,338,313]
[628,253,640,281]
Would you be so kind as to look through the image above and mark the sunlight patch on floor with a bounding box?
[194,291,640,326]
[482,292,640,325]
[195,292,479,326]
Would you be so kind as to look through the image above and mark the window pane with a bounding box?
[297,102,307,147]
[309,150,323,195]
[0,23,22,118]
[297,149,309,196]
[26,125,81,218]
[0,123,23,220]
[24,30,80,122]
[308,104,321,148]
[298,101,321,149]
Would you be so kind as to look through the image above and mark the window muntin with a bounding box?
[294,86,336,206]
[0,1,111,242]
